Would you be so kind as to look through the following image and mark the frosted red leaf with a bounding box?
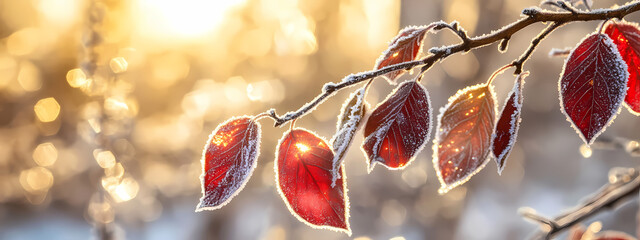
[492,72,528,174]
[196,116,261,212]
[433,84,496,194]
[330,87,367,187]
[361,80,432,172]
[374,26,430,83]
[604,21,640,115]
[559,33,628,145]
[276,129,351,235]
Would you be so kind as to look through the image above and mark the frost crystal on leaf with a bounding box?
[491,72,528,175]
[604,20,640,116]
[374,25,431,84]
[559,33,629,145]
[361,79,432,172]
[196,116,261,212]
[275,128,351,236]
[330,87,368,187]
[433,83,497,194]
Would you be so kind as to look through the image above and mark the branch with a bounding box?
[521,167,640,239]
[512,22,563,74]
[267,1,640,127]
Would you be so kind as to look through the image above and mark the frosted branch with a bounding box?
[265,1,640,127]
[522,167,640,239]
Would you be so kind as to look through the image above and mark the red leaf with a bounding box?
[492,72,528,174]
[197,116,261,211]
[604,21,640,115]
[559,33,629,145]
[330,87,367,187]
[362,80,432,172]
[276,129,351,235]
[374,26,430,83]
[433,84,496,194]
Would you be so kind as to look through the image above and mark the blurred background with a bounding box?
[0,0,639,239]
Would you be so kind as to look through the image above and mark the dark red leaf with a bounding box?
[433,84,496,194]
[197,116,261,211]
[330,87,367,186]
[276,129,350,235]
[374,26,430,83]
[604,21,640,115]
[559,33,629,145]
[362,80,432,172]
[492,72,528,174]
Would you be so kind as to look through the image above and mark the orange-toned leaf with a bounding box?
[433,84,496,194]
[276,129,351,235]
[374,26,430,83]
[362,80,432,172]
[197,116,261,211]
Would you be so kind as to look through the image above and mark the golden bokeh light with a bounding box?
[579,144,593,158]
[19,167,54,193]
[7,28,40,56]
[66,68,88,88]
[34,97,61,122]
[94,150,116,169]
[134,0,246,40]
[113,177,139,202]
[36,0,82,28]
[105,162,125,179]
[17,61,42,92]
[109,57,128,73]
[32,142,58,167]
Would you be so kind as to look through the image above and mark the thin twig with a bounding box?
[513,22,564,74]
[267,1,640,127]
[522,168,640,239]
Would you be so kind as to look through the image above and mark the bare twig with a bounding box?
[266,1,640,127]
[522,168,640,239]
[513,22,563,74]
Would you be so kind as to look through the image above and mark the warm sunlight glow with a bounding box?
[135,0,246,39]
[295,143,310,152]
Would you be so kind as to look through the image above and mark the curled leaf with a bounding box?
[362,80,432,172]
[374,26,430,83]
[604,20,640,115]
[276,129,351,235]
[559,33,628,145]
[492,72,528,174]
[433,84,497,194]
[330,87,368,187]
[197,116,261,211]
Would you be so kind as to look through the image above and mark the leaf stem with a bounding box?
[486,64,514,85]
